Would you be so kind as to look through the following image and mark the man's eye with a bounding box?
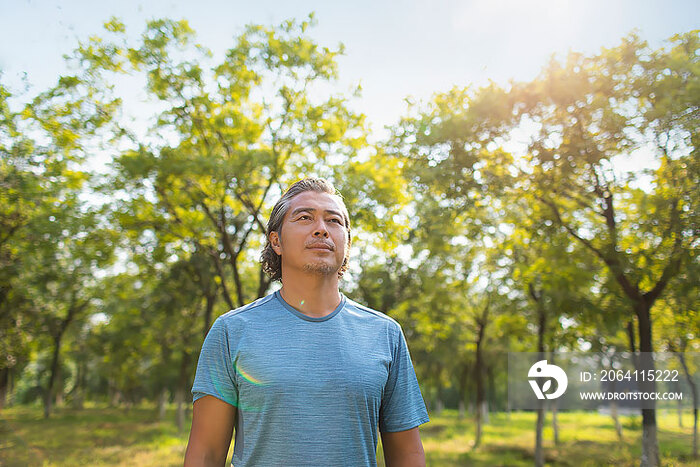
[299,215,311,220]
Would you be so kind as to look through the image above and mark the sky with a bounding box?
[1,0,698,134]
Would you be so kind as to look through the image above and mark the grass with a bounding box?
[414,410,696,466]
[1,405,696,466]
[0,404,193,466]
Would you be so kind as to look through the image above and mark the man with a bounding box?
[184,178,429,467]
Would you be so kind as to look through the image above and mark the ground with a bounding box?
[0,405,695,466]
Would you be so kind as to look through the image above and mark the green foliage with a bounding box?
[2,15,697,463]
[1,69,117,399]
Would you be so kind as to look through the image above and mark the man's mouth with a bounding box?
[307,243,334,251]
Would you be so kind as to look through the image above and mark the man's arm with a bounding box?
[184,395,236,467]
[381,427,426,467]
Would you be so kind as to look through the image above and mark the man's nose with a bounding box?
[313,219,329,237]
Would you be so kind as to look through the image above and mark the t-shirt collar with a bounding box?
[274,290,346,322]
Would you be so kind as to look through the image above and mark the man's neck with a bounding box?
[279,273,342,318]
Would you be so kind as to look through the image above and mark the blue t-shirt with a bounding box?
[191,290,429,466]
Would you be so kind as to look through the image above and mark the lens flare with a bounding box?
[235,362,265,386]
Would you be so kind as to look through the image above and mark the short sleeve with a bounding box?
[379,325,430,432]
[191,317,239,407]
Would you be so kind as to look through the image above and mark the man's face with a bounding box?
[270,191,349,278]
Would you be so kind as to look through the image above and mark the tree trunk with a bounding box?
[157,387,168,421]
[473,300,490,449]
[695,408,699,461]
[550,353,559,445]
[108,379,115,407]
[480,400,489,424]
[435,398,444,415]
[176,350,192,431]
[694,407,699,461]
[70,358,85,410]
[0,367,9,410]
[641,409,659,467]
[474,408,482,450]
[54,364,64,408]
[487,364,496,413]
[677,349,698,459]
[626,320,638,367]
[44,332,64,419]
[157,336,172,419]
[611,399,624,442]
[605,359,624,442]
[637,303,660,467]
[175,384,184,432]
[530,283,546,467]
[434,363,443,415]
[535,401,545,467]
[257,264,271,299]
[458,363,469,419]
[231,260,245,308]
[109,380,122,407]
[43,300,81,418]
[474,330,485,449]
[210,250,235,310]
[203,290,216,338]
[551,401,559,446]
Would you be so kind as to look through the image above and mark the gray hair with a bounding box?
[260,178,351,282]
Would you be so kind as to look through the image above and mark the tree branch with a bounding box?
[538,194,642,301]
[644,200,685,304]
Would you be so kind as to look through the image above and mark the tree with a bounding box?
[26,15,406,420]
[385,82,525,448]
[0,81,40,408]
[72,16,392,316]
[505,201,598,464]
[0,64,118,413]
[515,31,699,466]
[657,259,699,459]
[30,206,115,418]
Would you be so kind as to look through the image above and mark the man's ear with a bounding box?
[269,231,282,255]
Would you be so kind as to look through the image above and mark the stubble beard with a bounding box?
[302,261,339,276]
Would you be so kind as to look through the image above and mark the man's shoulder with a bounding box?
[343,297,402,329]
[217,293,278,322]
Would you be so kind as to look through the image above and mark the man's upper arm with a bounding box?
[184,395,236,467]
[379,324,429,432]
[381,427,425,467]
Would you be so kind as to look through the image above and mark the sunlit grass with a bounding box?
[1,405,696,466]
[416,410,696,467]
[0,404,194,466]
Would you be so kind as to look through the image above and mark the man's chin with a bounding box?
[302,262,339,276]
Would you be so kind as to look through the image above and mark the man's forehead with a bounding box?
[286,191,347,213]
